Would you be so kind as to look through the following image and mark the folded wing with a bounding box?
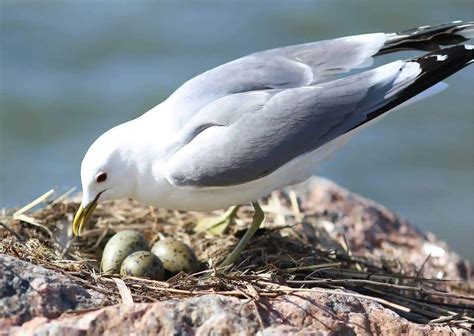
[164,21,473,124]
[166,45,474,188]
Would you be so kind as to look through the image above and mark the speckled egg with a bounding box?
[151,238,199,274]
[101,230,149,274]
[120,251,165,280]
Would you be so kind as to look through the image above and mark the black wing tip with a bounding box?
[393,44,473,102]
[379,21,474,55]
[411,44,474,74]
[397,20,473,35]
[363,44,473,126]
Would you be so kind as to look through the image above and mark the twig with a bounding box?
[288,190,302,217]
[319,269,464,283]
[367,287,474,323]
[286,278,474,301]
[113,277,134,304]
[49,187,77,207]
[286,262,342,273]
[13,189,54,217]
[264,284,411,313]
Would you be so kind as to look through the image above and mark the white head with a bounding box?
[73,124,138,235]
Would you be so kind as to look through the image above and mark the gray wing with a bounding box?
[164,21,473,122]
[165,45,474,187]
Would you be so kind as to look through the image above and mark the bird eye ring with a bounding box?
[95,172,107,183]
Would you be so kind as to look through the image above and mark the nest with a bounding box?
[1,189,473,331]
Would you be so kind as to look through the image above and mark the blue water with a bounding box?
[1,1,473,261]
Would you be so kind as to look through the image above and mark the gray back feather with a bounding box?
[164,33,388,124]
[165,62,404,187]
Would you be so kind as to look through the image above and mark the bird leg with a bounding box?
[220,201,265,267]
[194,205,240,235]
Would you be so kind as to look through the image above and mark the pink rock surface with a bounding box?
[0,254,105,329]
[10,292,469,335]
[301,177,472,280]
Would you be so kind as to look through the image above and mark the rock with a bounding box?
[2,178,472,335]
[300,177,472,280]
[0,254,105,329]
[8,292,470,335]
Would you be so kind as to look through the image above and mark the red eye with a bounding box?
[96,172,107,183]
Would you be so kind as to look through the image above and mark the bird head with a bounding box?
[73,125,136,236]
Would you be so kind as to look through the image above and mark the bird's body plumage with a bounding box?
[75,21,474,234]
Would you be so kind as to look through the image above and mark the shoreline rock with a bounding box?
[7,287,470,335]
[0,254,105,330]
[301,177,472,280]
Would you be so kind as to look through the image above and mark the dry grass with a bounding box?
[1,189,473,331]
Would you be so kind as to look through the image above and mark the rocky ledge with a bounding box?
[1,178,472,335]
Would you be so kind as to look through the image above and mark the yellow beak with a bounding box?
[72,198,98,236]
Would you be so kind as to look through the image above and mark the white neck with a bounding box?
[122,104,183,206]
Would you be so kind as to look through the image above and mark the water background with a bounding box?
[1,1,473,261]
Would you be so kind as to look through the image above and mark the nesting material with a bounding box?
[0,189,473,331]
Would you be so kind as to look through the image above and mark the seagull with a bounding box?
[73,21,473,266]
